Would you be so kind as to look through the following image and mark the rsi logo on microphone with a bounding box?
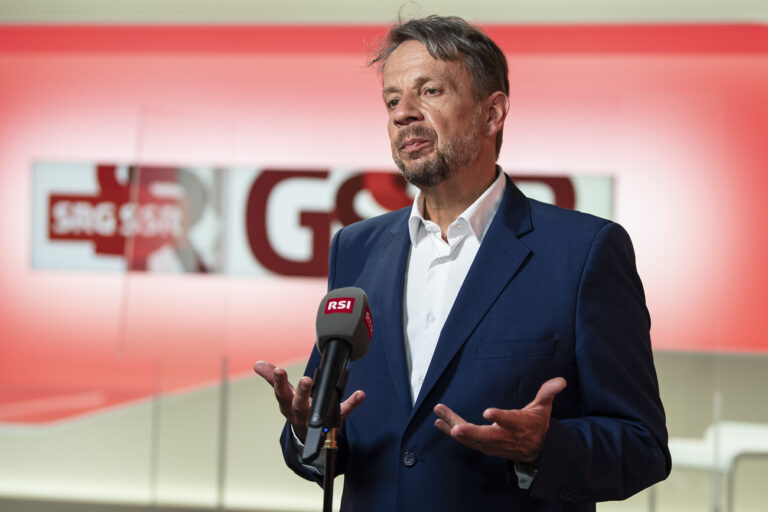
[363,306,373,339]
[324,297,355,314]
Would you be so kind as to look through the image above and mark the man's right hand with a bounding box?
[253,361,366,443]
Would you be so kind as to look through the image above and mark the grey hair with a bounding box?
[370,15,509,157]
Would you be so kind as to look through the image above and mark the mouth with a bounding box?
[399,137,432,153]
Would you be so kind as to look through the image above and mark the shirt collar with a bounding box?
[407,166,507,245]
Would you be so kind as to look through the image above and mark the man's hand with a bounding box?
[433,377,567,463]
[253,361,366,443]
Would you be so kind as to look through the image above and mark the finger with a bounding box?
[525,377,567,412]
[434,417,453,436]
[447,423,512,457]
[292,376,313,415]
[272,367,296,405]
[450,422,499,445]
[482,407,526,429]
[253,361,277,386]
[340,390,366,419]
[434,403,468,429]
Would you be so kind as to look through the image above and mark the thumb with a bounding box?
[525,377,567,413]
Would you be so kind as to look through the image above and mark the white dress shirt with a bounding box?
[404,168,506,403]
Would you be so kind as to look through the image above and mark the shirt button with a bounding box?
[402,452,417,467]
[427,312,436,323]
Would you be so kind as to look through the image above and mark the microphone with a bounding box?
[302,287,373,462]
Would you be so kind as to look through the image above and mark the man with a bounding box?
[255,15,670,511]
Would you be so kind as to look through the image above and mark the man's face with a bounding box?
[382,40,484,188]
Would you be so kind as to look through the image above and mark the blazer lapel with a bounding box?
[367,217,413,410]
[411,176,533,414]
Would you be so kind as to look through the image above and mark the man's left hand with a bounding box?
[433,377,567,463]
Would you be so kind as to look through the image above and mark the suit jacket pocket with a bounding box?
[475,339,556,360]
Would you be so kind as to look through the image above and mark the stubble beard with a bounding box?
[392,110,483,189]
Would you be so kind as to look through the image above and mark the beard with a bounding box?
[392,111,483,188]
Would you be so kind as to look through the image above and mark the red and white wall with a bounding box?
[1,23,768,509]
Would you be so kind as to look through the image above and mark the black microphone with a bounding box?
[302,287,372,462]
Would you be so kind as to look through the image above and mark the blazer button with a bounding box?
[402,452,417,467]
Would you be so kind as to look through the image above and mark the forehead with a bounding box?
[381,40,469,91]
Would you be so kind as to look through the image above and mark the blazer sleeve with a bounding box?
[524,222,671,503]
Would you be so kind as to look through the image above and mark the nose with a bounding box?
[392,94,423,127]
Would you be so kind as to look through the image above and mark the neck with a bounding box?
[420,158,498,239]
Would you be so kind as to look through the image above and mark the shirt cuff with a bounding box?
[291,425,325,475]
[513,460,538,490]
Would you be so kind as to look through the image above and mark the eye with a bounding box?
[424,87,440,96]
[386,97,400,109]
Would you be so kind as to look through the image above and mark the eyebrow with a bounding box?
[382,85,401,97]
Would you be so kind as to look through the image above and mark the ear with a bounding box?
[485,91,509,137]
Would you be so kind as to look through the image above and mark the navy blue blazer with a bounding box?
[281,175,671,511]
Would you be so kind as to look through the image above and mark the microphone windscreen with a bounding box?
[315,287,372,361]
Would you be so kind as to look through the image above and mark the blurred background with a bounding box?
[2,1,768,511]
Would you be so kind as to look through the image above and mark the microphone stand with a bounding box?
[303,340,350,511]
[322,392,341,512]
